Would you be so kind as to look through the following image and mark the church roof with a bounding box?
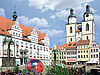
[0,16,46,45]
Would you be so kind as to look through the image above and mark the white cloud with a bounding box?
[0,8,6,17]
[40,29,64,37]
[50,15,55,19]
[18,16,49,27]
[55,10,69,21]
[53,4,96,22]
[28,0,94,12]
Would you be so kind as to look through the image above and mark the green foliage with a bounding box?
[46,64,74,75]
[13,66,20,73]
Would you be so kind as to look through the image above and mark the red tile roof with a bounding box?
[0,16,46,44]
[60,42,77,49]
[77,40,90,45]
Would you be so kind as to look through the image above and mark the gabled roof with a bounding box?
[0,16,46,44]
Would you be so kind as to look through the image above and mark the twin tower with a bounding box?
[66,5,95,44]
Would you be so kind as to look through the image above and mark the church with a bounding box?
[66,5,95,44]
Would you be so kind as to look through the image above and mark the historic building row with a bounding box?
[50,40,99,65]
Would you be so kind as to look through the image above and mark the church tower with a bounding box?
[82,5,95,43]
[66,8,77,43]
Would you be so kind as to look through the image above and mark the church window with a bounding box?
[86,23,89,31]
[70,27,72,33]
[70,38,72,42]
[86,36,88,40]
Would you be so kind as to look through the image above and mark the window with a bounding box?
[19,34,20,37]
[81,55,83,58]
[86,23,89,31]
[84,55,85,58]
[86,36,88,40]
[96,54,98,58]
[24,36,27,39]
[84,51,85,53]
[91,55,92,58]
[13,32,15,36]
[96,49,98,52]
[34,45,36,49]
[44,47,45,51]
[70,27,72,33]
[94,55,95,58]
[86,50,88,53]
[86,55,88,58]
[81,51,82,53]
[21,42,23,44]
[81,46,82,49]
[78,51,80,53]
[16,33,18,36]
[94,49,95,52]
[3,30,5,32]
[91,49,92,52]
[70,38,72,42]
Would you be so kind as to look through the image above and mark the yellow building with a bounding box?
[77,40,90,65]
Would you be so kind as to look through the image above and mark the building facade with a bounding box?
[59,44,67,64]
[66,5,95,44]
[89,42,99,64]
[77,40,90,65]
[0,10,50,66]
[66,42,77,65]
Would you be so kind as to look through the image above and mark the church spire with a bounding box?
[68,8,76,18]
[12,6,18,21]
[84,4,92,15]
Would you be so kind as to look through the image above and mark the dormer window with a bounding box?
[73,44,76,46]
[24,36,27,39]
[2,30,5,32]
[69,44,71,46]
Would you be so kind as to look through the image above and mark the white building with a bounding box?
[89,42,99,64]
[66,5,95,44]
[0,10,50,66]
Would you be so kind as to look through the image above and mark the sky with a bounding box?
[0,0,100,48]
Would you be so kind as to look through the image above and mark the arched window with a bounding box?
[86,23,89,31]
[70,27,72,33]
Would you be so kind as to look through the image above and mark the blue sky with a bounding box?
[0,0,100,48]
